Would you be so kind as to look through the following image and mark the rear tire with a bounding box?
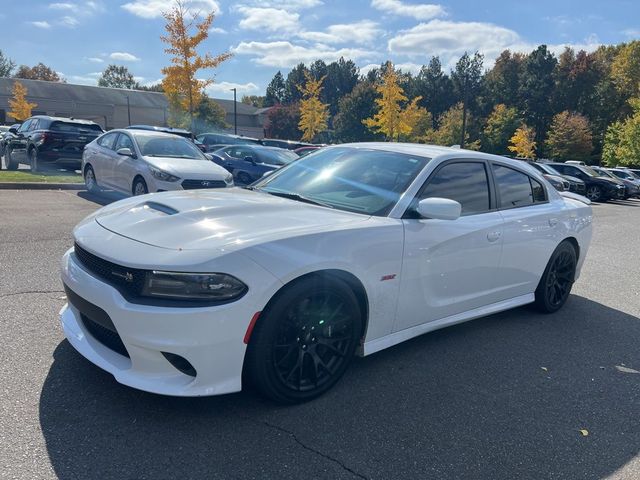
[534,241,577,313]
[245,276,362,404]
[84,165,99,193]
[29,148,40,173]
[585,185,602,202]
[132,177,148,196]
[5,148,18,170]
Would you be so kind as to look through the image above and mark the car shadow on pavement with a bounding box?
[39,295,640,480]
[76,190,126,207]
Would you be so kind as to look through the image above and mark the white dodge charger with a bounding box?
[60,143,592,403]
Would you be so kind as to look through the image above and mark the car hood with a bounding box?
[93,188,368,251]
[143,156,228,179]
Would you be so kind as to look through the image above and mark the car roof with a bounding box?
[30,115,98,125]
[108,128,189,139]
[127,125,192,135]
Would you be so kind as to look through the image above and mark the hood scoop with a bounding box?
[142,201,179,216]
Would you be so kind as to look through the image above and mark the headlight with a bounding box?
[224,173,234,185]
[149,166,180,182]
[141,271,247,301]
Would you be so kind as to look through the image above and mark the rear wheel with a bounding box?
[84,165,99,193]
[534,241,577,313]
[5,148,19,170]
[29,148,40,173]
[132,177,148,196]
[585,185,602,202]
[245,276,362,404]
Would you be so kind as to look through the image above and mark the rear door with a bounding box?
[9,119,33,163]
[491,163,560,298]
[111,133,138,192]
[91,132,120,187]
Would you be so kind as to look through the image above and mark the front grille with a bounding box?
[81,314,130,357]
[181,179,226,190]
[64,285,129,358]
[74,243,145,297]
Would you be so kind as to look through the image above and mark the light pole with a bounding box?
[230,87,237,135]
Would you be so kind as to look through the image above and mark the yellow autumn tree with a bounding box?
[364,63,426,141]
[508,125,537,159]
[8,81,37,122]
[402,96,431,141]
[298,71,329,142]
[161,0,232,129]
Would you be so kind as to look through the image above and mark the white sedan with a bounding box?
[60,143,592,403]
[82,129,233,196]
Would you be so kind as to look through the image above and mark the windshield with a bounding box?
[593,168,617,179]
[135,135,206,160]
[580,166,601,177]
[261,149,299,166]
[253,147,430,216]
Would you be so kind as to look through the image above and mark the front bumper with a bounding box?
[59,248,268,396]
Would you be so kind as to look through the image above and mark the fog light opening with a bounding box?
[162,352,197,377]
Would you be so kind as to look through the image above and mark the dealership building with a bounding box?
[0,78,269,138]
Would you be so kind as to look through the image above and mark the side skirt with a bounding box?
[362,293,535,356]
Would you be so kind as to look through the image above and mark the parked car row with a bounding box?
[209,144,299,184]
[195,131,318,153]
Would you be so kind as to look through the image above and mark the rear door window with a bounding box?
[50,122,103,133]
[97,132,118,150]
[493,164,546,208]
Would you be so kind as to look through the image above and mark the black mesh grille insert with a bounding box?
[81,314,130,358]
[181,179,227,190]
[74,243,145,297]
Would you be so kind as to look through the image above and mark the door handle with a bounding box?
[548,218,558,227]
[487,231,502,243]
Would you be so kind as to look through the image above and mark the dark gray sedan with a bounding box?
[210,145,298,184]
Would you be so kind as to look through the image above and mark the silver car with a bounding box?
[82,129,233,196]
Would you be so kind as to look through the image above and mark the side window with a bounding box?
[29,120,40,131]
[493,164,537,208]
[114,133,134,151]
[18,120,32,133]
[419,162,491,216]
[531,178,546,203]
[97,132,118,150]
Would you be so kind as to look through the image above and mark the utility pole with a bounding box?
[231,87,237,135]
[126,95,131,126]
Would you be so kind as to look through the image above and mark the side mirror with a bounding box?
[244,156,256,165]
[116,147,136,158]
[416,197,462,220]
[205,153,214,161]
[8,126,18,135]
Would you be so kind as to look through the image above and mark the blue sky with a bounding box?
[2,0,639,99]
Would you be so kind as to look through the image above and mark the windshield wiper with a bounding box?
[262,190,334,209]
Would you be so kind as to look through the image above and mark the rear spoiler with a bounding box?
[560,191,591,205]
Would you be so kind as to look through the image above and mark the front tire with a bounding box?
[245,276,362,404]
[534,241,577,313]
[5,148,19,170]
[585,185,602,202]
[132,177,148,196]
[237,171,252,185]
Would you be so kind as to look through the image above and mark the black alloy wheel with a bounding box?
[245,276,362,403]
[534,241,577,313]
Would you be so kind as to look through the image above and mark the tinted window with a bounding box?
[29,120,40,131]
[493,164,534,208]
[97,132,118,150]
[50,121,103,133]
[531,178,546,202]
[259,149,298,166]
[419,162,490,216]
[114,134,135,151]
[18,120,32,133]
[135,135,205,160]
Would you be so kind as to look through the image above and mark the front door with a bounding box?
[111,133,138,192]
[395,160,505,331]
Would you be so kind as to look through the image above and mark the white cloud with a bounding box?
[46,1,103,27]
[209,26,227,34]
[121,0,220,19]
[623,29,640,38]
[241,0,321,9]
[237,7,300,33]
[388,20,601,71]
[30,21,52,29]
[233,40,374,68]
[206,81,260,95]
[371,0,445,20]
[87,57,104,63]
[298,20,382,45]
[66,75,99,85]
[49,2,74,9]
[60,15,79,27]
[109,52,140,62]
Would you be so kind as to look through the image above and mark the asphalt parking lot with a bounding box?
[0,189,639,480]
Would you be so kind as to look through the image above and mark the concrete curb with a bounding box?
[0,182,85,190]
